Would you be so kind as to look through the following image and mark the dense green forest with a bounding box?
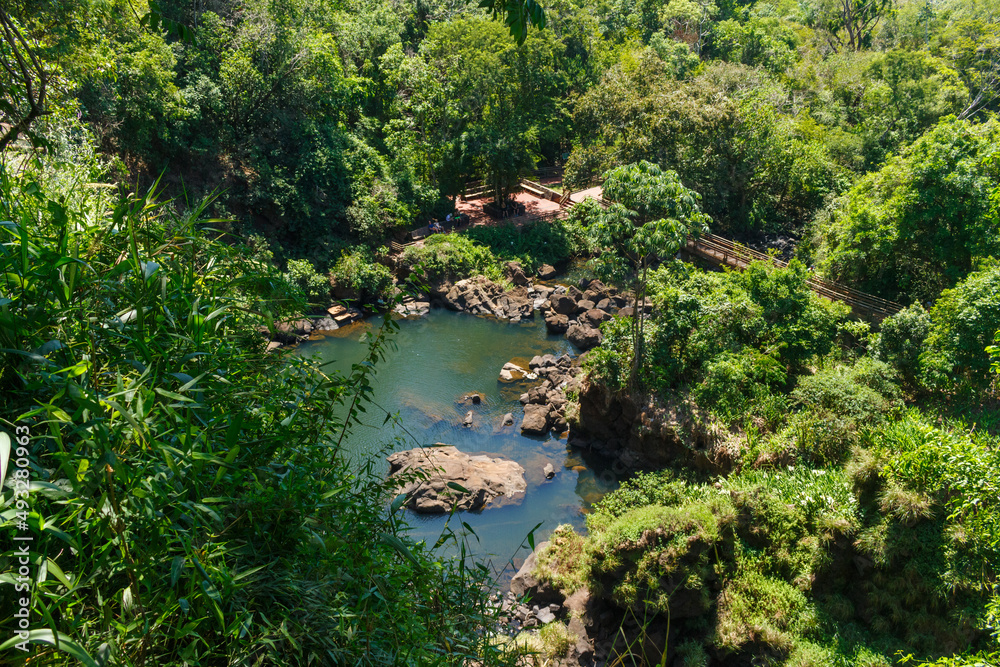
[1,0,999,664]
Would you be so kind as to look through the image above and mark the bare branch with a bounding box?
[0,9,49,152]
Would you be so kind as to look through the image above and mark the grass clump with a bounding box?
[587,496,735,616]
[714,570,819,655]
[534,525,590,594]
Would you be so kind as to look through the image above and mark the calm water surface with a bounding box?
[297,307,620,580]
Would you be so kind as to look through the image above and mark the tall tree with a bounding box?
[594,161,711,389]
[811,0,894,51]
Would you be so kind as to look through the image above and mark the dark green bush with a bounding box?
[331,246,394,304]
[792,359,902,423]
[691,347,788,427]
[873,304,932,387]
[401,233,502,282]
[919,260,1000,393]
[463,217,592,270]
[285,257,332,303]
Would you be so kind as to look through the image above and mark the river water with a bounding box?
[297,307,620,580]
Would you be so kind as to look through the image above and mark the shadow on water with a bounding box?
[297,307,625,583]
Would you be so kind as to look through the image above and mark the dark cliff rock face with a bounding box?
[569,378,736,473]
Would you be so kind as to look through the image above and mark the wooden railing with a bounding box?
[519,178,563,203]
[686,233,903,321]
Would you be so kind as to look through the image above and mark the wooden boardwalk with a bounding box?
[686,233,902,321]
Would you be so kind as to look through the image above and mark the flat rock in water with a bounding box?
[499,361,529,382]
[387,445,526,513]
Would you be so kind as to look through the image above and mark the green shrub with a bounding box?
[533,525,590,595]
[591,470,712,520]
[285,257,332,303]
[463,217,592,270]
[792,359,902,423]
[873,304,932,387]
[714,571,819,654]
[583,315,635,390]
[919,261,1000,393]
[691,347,788,427]
[790,358,902,462]
[401,234,502,282]
[331,246,394,304]
[587,497,735,615]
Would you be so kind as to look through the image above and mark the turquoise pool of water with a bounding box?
[297,307,620,580]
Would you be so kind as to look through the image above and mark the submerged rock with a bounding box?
[387,445,526,513]
[456,392,484,406]
[499,361,529,382]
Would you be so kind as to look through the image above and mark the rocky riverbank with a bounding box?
[259,303,366,351]
[405,261,634,353]
[568,379,739,474]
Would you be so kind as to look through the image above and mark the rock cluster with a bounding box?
[503,541,683,667]
[495,543,596,666]
[438,275,537,321]
[541,279,632,351]
[260,305,364,351]
[424,265,643,354]
[386,445,526,513]
[517,354,582,436]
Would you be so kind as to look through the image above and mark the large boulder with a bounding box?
[271,318,313,344]
[504,261,530,287]
[583,279,611,302]
[521,403,553,435]
[566,324,602,351]
[442,275,505,314]
[537,264,557,280]
[550,293,578,316]
[545,312,569,334]
[495,286,534,320]
[580,308,612,328]
[387,446,526,513]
